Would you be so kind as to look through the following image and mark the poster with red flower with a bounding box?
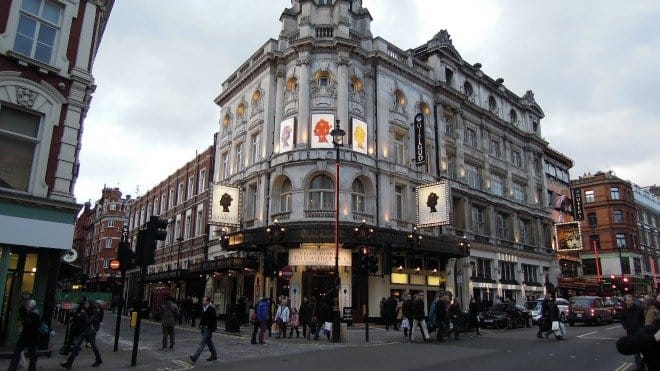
[311,113,335,148]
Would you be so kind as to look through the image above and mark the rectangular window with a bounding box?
[491,174,504,196]
[587,212,597,228]
[616,233,626,249]
[522,264,538,283]
[160,194,167,214]
[393,132,406,165]
[184,213,191,239]
[444,117,454,137]
[499,261,516,281]
[471,206,485,235]
[519,219,530,244]
[610,187,620,200]
[102,259,109,269]
[465,128,477,148]
[633,257,642,275]
[394,184,404,220]
[107,220,114,228]
[198,169,206,192]
[512,151,522,168]
[489,140,500,158]
[496,212,509,239]
[465,164,481,189]
[105,238,112,249]
[585,190,595,203]
[248,184,258,219]
[447,155,457,179]
[613,210,623,224]
[188,176,195,198]
[473,258,492,279]
[0,105,41,192]
[445,68,453,86]
[168,189,175,208]
[13,0,62,64]
[174,217,181,241]
[235,142,244,171]
[512,182,526,203]
[251,133,261,164]
[222,152,230,179]
[621,257,631,275]
[195,206,204,236]
[178,183,184,204]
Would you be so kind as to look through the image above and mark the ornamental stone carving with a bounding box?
[16,86,38,108]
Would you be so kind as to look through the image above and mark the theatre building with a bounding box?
[207,0,559,318]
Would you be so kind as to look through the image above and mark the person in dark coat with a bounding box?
[299,296,312,339]
[616,318,660,371]
[411,293,429,341]
[621,294,645,370]
[468,297,481,335]
[448,299,463,340]
[434,295,450,341]
[315,298,331,340]
[385,295,398,330]
[190,296,201,327]
[545,298,563,340]
[308,296,318,340]
[537,293,551,338]
[402,293,413,340]
[7,299,41,371]
[60,300,103,369]
[189,296,218,362]
[159,296,180,349]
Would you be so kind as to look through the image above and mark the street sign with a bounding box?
[110,259,120,270]
[281,266,293,281]
[61,302,73,310]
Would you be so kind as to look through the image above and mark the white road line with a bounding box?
[577,331,598,338]
[606,325,622,330]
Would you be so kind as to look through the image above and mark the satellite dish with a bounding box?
[62,249,78,263]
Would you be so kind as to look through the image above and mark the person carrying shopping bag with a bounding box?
[274,297,290,339]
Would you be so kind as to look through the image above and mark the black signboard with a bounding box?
[413,113,426,164]
[342,307,352,322]
[572,187,584,221]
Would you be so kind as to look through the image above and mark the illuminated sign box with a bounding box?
[410,274,426,286]
[390,273,409,284]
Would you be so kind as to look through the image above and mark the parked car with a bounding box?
[480,302,532,329]
[525,298,569,324]
[567,296,613,326]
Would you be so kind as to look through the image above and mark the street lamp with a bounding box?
[354,219,373,342]
[407,226,423,249]
[330,119,345,343]
[588,222,601,284]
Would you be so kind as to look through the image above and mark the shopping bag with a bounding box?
[551,321,559,331]
[271,322,280,333]
[401,318,410,329]
[324,321,332,331]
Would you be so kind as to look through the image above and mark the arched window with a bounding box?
[488,95,497,112]
[394,89,407,106]
[308,175,334,210]
[509,109,517,124]
[315,70,331,87]
[352,179,366,213]
[280,178,292,212]
[463,81,473,97]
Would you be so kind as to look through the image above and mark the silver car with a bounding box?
[525,298,569,324]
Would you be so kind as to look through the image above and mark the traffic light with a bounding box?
[263,250,276,277]
[135,216,168,266]
[359,247,370,273]
[368,255,379,274]
[117,241,135,271]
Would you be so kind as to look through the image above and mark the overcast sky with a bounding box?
[76,0,660,204]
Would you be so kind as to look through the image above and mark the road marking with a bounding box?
[606,325,622,330]
[614,361,633,371]
[577,331,597,338]
[156,358,195,371]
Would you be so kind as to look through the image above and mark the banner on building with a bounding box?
[416,181,450,227]
[311,113,336,149]
[279,117,296,152]
[572,187,584,220]
[209,184,240,226]
[350,117,368,154]
[413,113,426,164]
[555,221,583,251]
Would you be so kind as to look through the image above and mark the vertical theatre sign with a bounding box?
[572,187,584,221]
[413,113,426,165]
[209,183,241,226]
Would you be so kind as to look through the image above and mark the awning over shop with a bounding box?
[145,269,190,283]
[189,257,258,274]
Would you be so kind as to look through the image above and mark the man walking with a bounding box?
[537,293,551,339]
[189,296,218,362]
[60,299,103,369]
[621,294,645,370]
[255,297,270,345]
[7,300,41,371]
[160,296,179,350]
[402,293,413,341]
[410,293,430,342]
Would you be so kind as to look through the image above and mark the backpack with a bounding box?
[257,301,269,321]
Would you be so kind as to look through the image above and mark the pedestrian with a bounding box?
[395,297,404,331]
[159,296,179,350]
[385,294,397,331]
[255,297,270,345]
[402,293,413,341]
[410,293,430,342]
[617,319,660,370]
[189,296,218,362]
[190,296,200,327]
[379,298,387,326]
[308,296,319,340]
[545,298,563,341]
[536,293,551,339]
[275,297,290,339]
[643,296,660,326]
[299,296,311,339]
[249,301,258,344]
[449,298,463,340]
[60,299,103,369]
[237,297,247,325]
[621,294,645,370]
[7,299,41,371]
[468,297,481,335]
[289,307,301,338]
[183,296,192,324]
[315,298,330,341]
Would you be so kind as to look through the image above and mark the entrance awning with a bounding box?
[189,257,258,274]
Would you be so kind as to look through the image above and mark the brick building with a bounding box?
[0,0,113,346]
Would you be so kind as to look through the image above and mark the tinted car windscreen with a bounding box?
[525,301,540,310]
[570,298,592,307]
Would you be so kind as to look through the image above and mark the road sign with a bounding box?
[281,266,293,281]
[110,259,120,270]
[61,302,73,310]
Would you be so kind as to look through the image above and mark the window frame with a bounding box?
[307,175,334,211]
[585,190,595,203]
[352,179,366,213]
[13,0,63,65]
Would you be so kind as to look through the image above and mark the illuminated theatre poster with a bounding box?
[209,184,240,226]
[351,118,368,154]
[311,113,335,149]
[279,117,296,152]
[555,221,583,251]
[416,181,450,227]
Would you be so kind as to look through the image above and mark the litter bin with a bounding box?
[225,304,240,333]
[130,311,138,327]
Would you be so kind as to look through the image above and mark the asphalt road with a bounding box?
[0,314,636,371]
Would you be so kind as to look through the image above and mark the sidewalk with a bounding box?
[0,314,404,370]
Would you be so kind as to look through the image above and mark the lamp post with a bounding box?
[330,119,345,343]
[354,220,373,342]
[589,223,601,284]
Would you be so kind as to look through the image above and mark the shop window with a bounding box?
[0,105,41,192]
